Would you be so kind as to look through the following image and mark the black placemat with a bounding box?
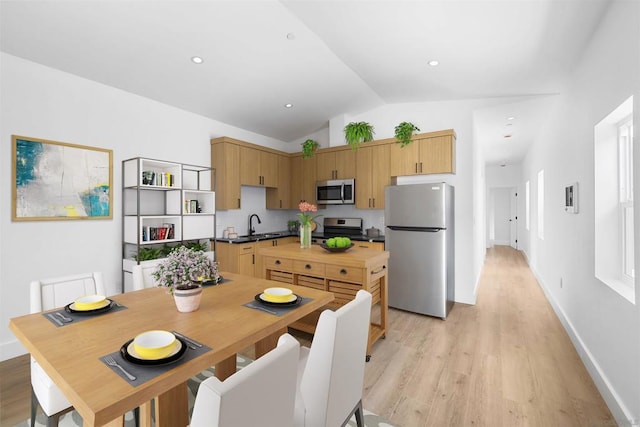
[243,296,313,316]
[43,300,128,327]
[100,332,212,386]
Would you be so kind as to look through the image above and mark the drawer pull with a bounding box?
[371,266,386,274]
[275,260,281,265]
[340,269,347,275]
[305,264,312,270]
[243,247,252,251]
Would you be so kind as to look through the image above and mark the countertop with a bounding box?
[258,242,389,267]
[216,230,385,244]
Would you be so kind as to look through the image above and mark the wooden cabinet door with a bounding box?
[389,141,419,176]
[260,151,279,187]
[355,147,374,209]
[211,141,241,210]
[316,152,335,181]
[335,149,356,179]
[266,154,291,209]
[239,146,261,186]
[356,144,389,209]
[371,144,390,209]
[419,134,455,174]
[290,155,303,206]
[302,156,317,205]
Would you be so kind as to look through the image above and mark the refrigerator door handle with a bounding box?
[387,226,444,232]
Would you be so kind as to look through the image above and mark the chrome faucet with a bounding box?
[249,214,262,236]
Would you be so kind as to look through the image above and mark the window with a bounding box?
[594,96,634,303]
[619,117,634,279]
[537,170,544,240]
[525,180,530,231]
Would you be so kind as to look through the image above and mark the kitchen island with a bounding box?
[258,243,389,359]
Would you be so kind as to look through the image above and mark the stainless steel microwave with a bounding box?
[316,179,355,205]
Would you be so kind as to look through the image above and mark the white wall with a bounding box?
[520,1,640,422]
[0,53,291,359]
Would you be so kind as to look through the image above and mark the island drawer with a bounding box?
[328,280,362,307]
[325,264,364,283]
[297,275,325,291]
[294,260,326,276]
[269,271,293,284]
[263,256,293,271]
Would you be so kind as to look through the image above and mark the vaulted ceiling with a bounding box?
[0,0,612,164]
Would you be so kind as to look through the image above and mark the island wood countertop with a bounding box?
[258,242,389,267]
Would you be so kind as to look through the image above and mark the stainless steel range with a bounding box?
[319,217,363,238]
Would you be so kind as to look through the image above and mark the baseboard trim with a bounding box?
[1,338,27,362]
[527,261,632,424]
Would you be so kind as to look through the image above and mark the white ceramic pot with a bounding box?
[173,285,203,312]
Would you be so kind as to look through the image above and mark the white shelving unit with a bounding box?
[122,157,216,292]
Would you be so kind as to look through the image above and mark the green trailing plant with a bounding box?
[344,122,375,150]
[301,139,320,159]
[394,122,420,148]
[134,246,165,261]
[184,240,209,252]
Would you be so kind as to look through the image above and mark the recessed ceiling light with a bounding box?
[286,33,295,40]
[284,103,293,108]
[428,60,439,67]
[191,56,204,64]
[506,123,513,126]
[504,134,512,139]
[507,116,515,121]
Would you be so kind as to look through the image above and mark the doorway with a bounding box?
[488,187,518,249]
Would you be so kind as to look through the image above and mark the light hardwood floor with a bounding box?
[362,245,614,426]
[0,246,614,426]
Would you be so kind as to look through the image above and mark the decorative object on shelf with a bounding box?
[288,220,300,233]
[301,139,320,159]
[343,122,375,150]
[394,122,420,148]
[152,246,218,312]
[12,135,113,221]
[298,202,321,249]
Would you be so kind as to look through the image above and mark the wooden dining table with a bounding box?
[9,272,334,427]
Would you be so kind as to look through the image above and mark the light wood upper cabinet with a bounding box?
[356,144,390,209]
[266,154,291,210]
[316,149,356,181]
[211,138,241,210]
[290,154,317,206]
[389,129,456,176]
[240,146,278,187]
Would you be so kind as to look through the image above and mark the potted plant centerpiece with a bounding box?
[152,246,218,312]
[301,139,320,159]
[298,202,321,248]
[394,121,420,147]
[344,121,375,150]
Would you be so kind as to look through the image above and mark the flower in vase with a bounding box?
[298,202,321,227]
[152,246,218,294]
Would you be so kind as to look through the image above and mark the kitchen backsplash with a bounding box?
[215,186,385,237]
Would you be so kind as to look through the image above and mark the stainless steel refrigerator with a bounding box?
[384,183,455,319]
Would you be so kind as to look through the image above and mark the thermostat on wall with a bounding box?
[565,182,578,214]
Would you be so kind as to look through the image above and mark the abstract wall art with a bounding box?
[12,135,113,221]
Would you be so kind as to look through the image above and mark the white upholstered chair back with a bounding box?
[296,290,372,427]
[30,272,106,312]
[190,333,300,427]
[29,272,106,425]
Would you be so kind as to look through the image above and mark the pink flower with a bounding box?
[298,202,321,226]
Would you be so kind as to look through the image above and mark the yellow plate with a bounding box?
[127,339,182,360]
[69,299,111,311]
[260,293,297,303]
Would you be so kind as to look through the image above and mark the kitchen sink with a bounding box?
[234,232,284,240]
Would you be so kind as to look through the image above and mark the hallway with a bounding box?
[362,245,615,426]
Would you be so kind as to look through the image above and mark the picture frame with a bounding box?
[12,135,113,221]
[564,182,578,214]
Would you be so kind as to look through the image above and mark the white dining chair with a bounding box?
[29,272,106,427]
[294,290,373,427]
[190,333,300,427]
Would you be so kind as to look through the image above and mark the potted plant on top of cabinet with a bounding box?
[394,121,420,147]
[301,139,320,159]
[344,121,375,150]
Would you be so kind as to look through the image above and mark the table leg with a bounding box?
[255,328,286,358]
[155,382,189,427]
[139,400,153,427]
[215,355,237,381]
